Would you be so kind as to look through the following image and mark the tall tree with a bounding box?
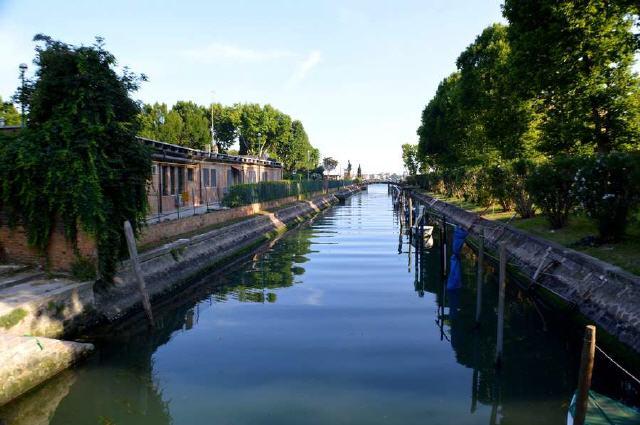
[139,102,184,144]
[456,23,540,161]
[0,35,151,283]
[208,103,239,152]
[402,144,420,175]
[503,0,640,154]
[173,101,210,149]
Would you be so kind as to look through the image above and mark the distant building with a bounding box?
[143,137,283,215]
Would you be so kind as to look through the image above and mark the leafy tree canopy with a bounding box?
[0,35,151,284]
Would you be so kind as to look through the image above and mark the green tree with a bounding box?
[0,35,151,284]
[456,23,540,161]
[417,73,473,171]
[208,103,239,152]
[173,101,210,149]
[139,102,184,144]
[503,0,640,154]
[401,144,420,175]
[0,97,21,126]
[322,157,338,174]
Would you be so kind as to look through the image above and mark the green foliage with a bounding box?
[173,101,210,149]
[322,157,338,173]
[482,164,514,211]
[401,144,420,175]
[0,308,27,329]
[0,96,21,125]
[527,155,584,229]
[503,0,640,154]
[139,101,317,161]
[574,152,640,241]
[0,35,151,283]
[70,256,97,281]
[222,179,351,207]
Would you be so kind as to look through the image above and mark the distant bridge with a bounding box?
[362,179,400,185]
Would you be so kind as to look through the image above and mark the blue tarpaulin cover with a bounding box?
[446,226,468,290]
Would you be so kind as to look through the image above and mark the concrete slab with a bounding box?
[0,277,94,338]
[0,334,92,407]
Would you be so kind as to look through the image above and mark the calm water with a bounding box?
[1,184,638,425]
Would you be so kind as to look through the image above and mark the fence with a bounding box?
[222,179,352,208]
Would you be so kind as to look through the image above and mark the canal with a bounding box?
[1,184,638,425]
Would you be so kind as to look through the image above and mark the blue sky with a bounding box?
[0,0,505,174]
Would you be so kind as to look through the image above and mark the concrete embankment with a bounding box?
[408,189,640,353]
[0,186,360,408]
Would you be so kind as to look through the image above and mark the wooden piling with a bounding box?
[574,325,596,425]
[409,197,413,228]
[495,242,506,366]
[124,220,154,325]
[475,234,484,325]
[442,217,448,278]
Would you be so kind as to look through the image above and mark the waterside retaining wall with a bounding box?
[409,189,640,353]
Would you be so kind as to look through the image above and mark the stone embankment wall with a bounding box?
[409,189,640,353]
[0,189,345,271]
[139,188,342,248]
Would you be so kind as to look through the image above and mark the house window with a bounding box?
[187,168,194,182]
[152,165,157,175]
[227,169,234,186]
[211,169,217,187]
[262,171,268,182]
[178,167,185,194]
[170,166,176,195]
[161,166,169,195]
[203,169,210,187]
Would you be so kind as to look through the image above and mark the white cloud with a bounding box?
[287,50,321,89]
[182,42,291,64]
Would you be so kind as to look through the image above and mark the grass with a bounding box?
[422,191,640,276]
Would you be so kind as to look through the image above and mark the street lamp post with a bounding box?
[257,132,262,157]
[19,63,28,128]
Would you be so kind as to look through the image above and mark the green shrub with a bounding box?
[70,256,97,281]
[483,164,514,211]
[509,159,536,219]
[574,152,640,242]
[527,155,583,229]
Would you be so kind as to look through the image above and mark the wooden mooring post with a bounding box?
[442,216,448,278]
[124,220,154,326]
[574,325,596,425]
[495,242,506,366]
[475,234,484,325]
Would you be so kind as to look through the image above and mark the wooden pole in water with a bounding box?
[442,216,448,278]
[495,242,506,366]
[574,325,596,425]
[124,220,154,325]
[409,196,413,228]
[475,234,484,325]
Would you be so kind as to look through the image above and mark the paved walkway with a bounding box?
[145,203,225,225]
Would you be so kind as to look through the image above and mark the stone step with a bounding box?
[0,264,31,277]
[0,270,47,291]
[0,278,94,337]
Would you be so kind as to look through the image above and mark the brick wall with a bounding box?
[0,220,96,271]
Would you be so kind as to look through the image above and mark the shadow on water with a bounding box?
[1,184,638,425]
